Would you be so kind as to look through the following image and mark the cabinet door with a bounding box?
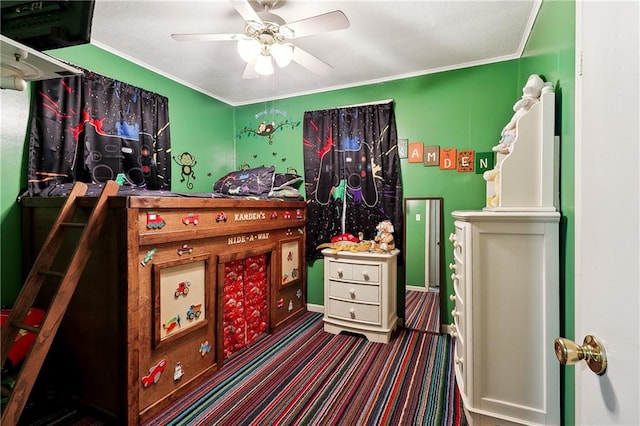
[222,255,268,359]
[274,235,306,328]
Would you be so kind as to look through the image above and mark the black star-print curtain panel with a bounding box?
[27,70,171,195]
[302,102,403,261]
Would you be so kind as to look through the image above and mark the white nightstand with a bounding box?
[322,249,399,343]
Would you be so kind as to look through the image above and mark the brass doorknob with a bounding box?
[554,335,607,376]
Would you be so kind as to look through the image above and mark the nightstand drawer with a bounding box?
[327,261,380,283]
[327,299,380,323]
[328,280,379,303]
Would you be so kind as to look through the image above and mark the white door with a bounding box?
[574,2,639,425]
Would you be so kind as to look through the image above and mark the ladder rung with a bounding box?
[0,180,117,425]
[11,322,40,334]
[61,222,86,229]
[38,270,65,278]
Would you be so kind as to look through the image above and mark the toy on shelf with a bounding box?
[317,220,396,254]
[316,239,371,254]
[483,74,558,212]
[493,74,551,155]
[371,220,395,252]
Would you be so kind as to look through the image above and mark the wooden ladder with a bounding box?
[0,180,118,425]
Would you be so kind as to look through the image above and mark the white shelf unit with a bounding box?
[450,211,560,426]
[484,88,558,212]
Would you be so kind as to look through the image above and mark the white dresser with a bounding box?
[450,211,560,425]
[322,249,399,343]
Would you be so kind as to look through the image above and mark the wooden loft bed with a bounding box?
[20,193,307,424]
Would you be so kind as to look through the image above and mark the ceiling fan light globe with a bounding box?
[237,39,261,63]
[279,25,294,39]
[272,43,294,68]
[255,54,274,75]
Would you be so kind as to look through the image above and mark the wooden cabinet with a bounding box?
[322,249,399,343]
[450,211,560,425]
[20,195,306,424]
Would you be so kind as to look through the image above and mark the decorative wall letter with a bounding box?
[457,150,475,172]
[475,152,495,174]
[408,143,424,163]
[424,146,440,166]
[439,148,457,170]
[398,139,408,159]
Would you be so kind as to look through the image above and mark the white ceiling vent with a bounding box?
[1,35,82,91]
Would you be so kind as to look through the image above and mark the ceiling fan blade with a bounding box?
[171,33,244,42]
[292,46,333,76]
[283,10,349,39]
[231,0,262,24]
[242,58,260,79]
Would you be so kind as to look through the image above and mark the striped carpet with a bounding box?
[145,312,465,426]
[405,290,440,333]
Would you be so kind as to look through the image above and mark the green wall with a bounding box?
[233,61,521,316]
[0,44,235,306]
[48,45,237,194]
[233,1,575,419]
[0,89,31,305]
[518,0,576,424]
[404,199,427,288]
[0,1,575,421]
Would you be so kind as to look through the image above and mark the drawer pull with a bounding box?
[349,289,356,298]
[361,271,369,280]
[337,268,344,277]
[349,308,356,318]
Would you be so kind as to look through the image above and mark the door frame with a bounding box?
[573,2,639,424]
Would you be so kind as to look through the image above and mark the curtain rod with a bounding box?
[334,99,393,109]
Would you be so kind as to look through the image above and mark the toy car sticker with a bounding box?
[186,304,202,320]
[174,281,190,297]
[177,244,193,256]
[146,211,165,229]
[216,212,227,223]
[141,359,167,388]
[182,213,199,225]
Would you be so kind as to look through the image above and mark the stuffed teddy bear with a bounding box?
[371,220,395,252]
[493,74,547,154]
[483,167,501,207]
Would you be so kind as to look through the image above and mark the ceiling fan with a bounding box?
[171,0,349,79]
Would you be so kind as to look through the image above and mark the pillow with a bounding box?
[213,166,275,196]
[273,173,303,190]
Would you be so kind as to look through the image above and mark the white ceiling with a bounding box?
[90,0,540,106]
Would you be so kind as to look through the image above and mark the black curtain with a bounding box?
[27,71,171,195]
[303,102,402,260]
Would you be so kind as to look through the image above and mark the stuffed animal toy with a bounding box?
[483,168,501,207]
[371,220,395,252]
[316,240,372,254]
[331,232,363,243]
[493,74,547,154]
